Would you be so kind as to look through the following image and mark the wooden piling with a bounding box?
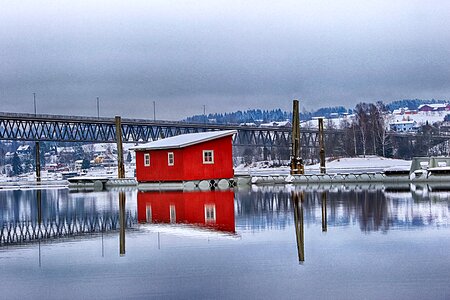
[115,116,125,179]
[318,118,326,174]
[35,141,41,182]
[291,100,304,175]
[119,191,126,256]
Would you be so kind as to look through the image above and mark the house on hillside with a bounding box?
[393,107,417,115]
[259,120,291,128]
[132,130,236,183]
[418,103,450,112]
[17,145,32,155]
[389,120,417,132]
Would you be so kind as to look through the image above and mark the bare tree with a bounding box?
[355,103,370,157]
[375,101,391,157]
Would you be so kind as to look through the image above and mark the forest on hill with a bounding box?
[184,99,447,124]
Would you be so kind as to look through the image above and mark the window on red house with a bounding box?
[168,152,174,166]
[203,150,214,164]
[144,153,150,166]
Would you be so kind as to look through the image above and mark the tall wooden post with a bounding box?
[291,100,304,175]
[119,191,126,256]
[318,118,326,174]
[35,141,41,182]
[115,116,125,178]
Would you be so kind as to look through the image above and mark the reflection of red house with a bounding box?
[132,130,236,182]
[137,190,235,233]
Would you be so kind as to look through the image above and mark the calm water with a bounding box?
[0,185,449,299]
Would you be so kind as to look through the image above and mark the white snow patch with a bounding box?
[131,130,236,150]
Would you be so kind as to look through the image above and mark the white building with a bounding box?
[389,120,417,132]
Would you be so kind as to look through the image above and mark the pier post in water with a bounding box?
[291,100,304,175]
[115,116,125,179]
[318,118,326,174]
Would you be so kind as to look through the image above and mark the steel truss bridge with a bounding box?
[0,112,449,156]
[0,112,340,150]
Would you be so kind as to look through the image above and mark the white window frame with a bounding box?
[144,153,150,166]
[202,150,214,164]
[168,152,174,166]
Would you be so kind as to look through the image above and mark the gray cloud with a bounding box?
[1,0,449,120]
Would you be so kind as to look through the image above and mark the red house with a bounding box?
[132,130,236,183]
[137,190,235,233]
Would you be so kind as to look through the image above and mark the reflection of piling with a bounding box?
[318,118,326,174]
[115,116,125,179]
[291,100,304,175]
[292,191,305,263]
[37,190,42,225]
[37,189,42,267]
[35,142,41,182]
[321,192,327,232]
[119,191,126,256]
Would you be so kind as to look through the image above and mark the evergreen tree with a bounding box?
[81,158,91,169]
[12,153,23,175]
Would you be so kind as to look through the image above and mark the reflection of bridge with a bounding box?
[0,212,136,245]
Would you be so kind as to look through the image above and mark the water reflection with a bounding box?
[321,192,327,232]
[0,186,448,299]
[119,191,126,256]
[1,186,448,249]
[137,190,236,234]
[0,189,136,246]
[235,185,449,232]
[292,192,304,263]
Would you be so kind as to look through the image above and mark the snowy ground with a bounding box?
[1,156,411,184]
[234,156,411,176]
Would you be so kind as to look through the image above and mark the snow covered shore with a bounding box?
[234,156,411,176]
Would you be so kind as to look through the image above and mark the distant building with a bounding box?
[389,120,417,132]
[418,103,450,112]
[239,122,257,127]
[17,144,32,155]
[132,130,236,182]
[259,120,291,128]
[392,107,417,115]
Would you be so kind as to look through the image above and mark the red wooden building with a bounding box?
[137,190,235,233]
[132,130,236,183]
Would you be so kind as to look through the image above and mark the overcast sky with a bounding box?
[1,0,449,120]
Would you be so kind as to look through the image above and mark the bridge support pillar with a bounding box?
[115,116,125,179]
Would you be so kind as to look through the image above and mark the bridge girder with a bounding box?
[2,112,448,156]
[0,113,341,151]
